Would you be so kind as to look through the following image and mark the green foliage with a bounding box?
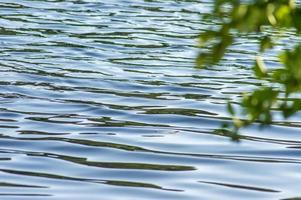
[198,0,301,137]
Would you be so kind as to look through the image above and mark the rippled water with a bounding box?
[1,1,301,199]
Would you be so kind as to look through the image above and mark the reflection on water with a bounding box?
[0,0,301,199]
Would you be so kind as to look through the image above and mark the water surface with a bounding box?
[0,0,301,199]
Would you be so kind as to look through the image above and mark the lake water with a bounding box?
[0,1,301,199]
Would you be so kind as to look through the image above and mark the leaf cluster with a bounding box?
[198,0,301,138]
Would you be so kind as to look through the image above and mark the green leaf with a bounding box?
[227,102,235,115]
[259,36,273,52]
[253,56,267,78]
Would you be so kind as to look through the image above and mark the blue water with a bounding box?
[0,0,301,199]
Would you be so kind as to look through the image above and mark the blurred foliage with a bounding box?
[198,0,301,138]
